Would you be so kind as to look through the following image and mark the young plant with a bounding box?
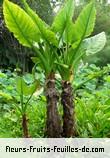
[15,76,39,137]
[0,71,39,137]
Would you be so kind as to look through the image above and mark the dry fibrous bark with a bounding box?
[22,113,29,138]
[61,81,75,137]
[45,73,62,138]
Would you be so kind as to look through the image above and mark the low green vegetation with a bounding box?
[0,64,110,137]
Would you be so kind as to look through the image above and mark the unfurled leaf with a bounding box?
[51,0,74,41]
[70,1,96,66]
[21,0,58,46]
[3,0,40,47]
[72,1,96,43]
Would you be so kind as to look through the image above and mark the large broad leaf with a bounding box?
[16,77,39,96]
[51,0,74,42]
[72,1,96,43]
[70,1,96,65]
[21,0,58,46]
[3,0,40,47]
[82,32,106,56]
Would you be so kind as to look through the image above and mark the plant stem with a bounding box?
[22,113,29,138]
[61,81,75,137]
[45,72,62,138]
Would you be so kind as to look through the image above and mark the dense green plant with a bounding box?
[3,0,106,138]
[76,96,110,138]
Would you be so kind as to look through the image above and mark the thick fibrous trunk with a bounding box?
[61,81,75,137]
[45,73,62,138]
[22,113,29,138]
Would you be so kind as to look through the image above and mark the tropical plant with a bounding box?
[51,0,106,137]
[3,0,106,138]
[3,0,62,137]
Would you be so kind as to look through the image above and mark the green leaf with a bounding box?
[70,1,96,65]
[16,77,39,96]
[71,32,106,69]
[51,0,74,41]
[63,21,75,43]
[21,0,58,46]
[82,32,106,56]
[3,0,40,47]
[73,1,96,41]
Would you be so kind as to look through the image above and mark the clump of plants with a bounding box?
[3,0,106,137]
